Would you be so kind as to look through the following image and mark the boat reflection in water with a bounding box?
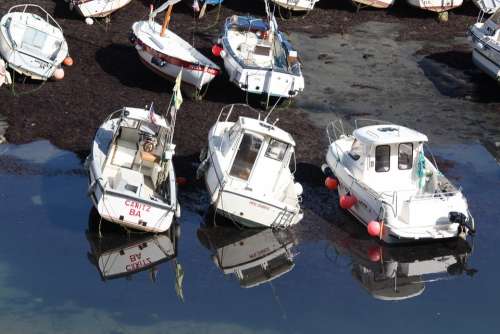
[326,223,476,301]
[86,209,179,282]
[197,214,298,288]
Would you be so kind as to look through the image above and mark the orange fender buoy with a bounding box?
[63,56,74,67]
[367,220,382,237]
[325,177,338,190]
[53,68,65,80]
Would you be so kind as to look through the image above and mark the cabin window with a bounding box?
[255,45,271,56]
[398,143,413,170]
[375,145,390,172]
[229,133,262,180]
[265,139,288,161]
[349,139,362,161]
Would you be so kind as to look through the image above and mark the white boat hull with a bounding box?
[0,5,68,80]
[472,0,500,13]
[131,21,220,90]
[72,0,133,18]
[87,108,179,233]
[406,0,463,12]
[270,0,319,11]
[469,23,500,81]
[351,0,395,8]
[325,139,472,243]
[221,50,304,98]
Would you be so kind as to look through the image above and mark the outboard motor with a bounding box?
[449,211,475,235]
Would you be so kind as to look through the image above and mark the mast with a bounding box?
[160,4,173,37]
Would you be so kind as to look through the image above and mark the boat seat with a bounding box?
[112,139,138,169]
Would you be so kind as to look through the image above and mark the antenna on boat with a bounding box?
[263,96,282,123]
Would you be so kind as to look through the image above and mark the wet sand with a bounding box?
[0,0,498,164]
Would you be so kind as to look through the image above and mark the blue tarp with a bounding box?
[202,0,224,4]
[230,16,270,32]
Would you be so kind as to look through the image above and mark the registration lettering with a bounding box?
[126,253,153,271]
[249,201,270,210]
[124,200,151,217]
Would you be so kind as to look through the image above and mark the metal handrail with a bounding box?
[8,4,64,33]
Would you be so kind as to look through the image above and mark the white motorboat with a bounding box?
[86,95,182,233]
[87,213,179,281]
[270,0,320,11]
[68,0,132,19]
[406,0,463,19]
[323,120,475,243]
[351,0,395,9]
[197,104,304,229]
[472,0,500,13]
[130,0,220,92]
[215,1,304,99]
[469,10,500,81]
[326,223,475,301]
[0,4,69,80]
[197,218,297,288]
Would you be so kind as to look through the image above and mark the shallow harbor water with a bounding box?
[0,140,498,333]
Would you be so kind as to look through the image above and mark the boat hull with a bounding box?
[351,0,395,8]
[325,141,472,244]
[270,0,319,11]
[72,0,133,18]
[469,25,500,81]
[131,21,220,90]
[406,0,463,12]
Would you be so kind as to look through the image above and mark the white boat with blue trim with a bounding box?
[469,10,500,82]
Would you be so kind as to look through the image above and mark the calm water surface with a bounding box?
[0,140,498,333]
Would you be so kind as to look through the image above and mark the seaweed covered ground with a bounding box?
[0,0,497,166]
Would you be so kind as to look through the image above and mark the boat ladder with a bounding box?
[272,208,295,230]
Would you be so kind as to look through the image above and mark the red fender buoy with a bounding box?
[325,177,338,190]
[367,220,382,237]
[176,177,188,186]
[339,194,357,209]
[367,246,382,262]
[212,44,223,57]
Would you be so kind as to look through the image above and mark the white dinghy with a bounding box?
[351,0,395,9]
[406,0,463,21]
[68,0,133,22]
[86,79,183,233]
[323,120,475,243]
[130,0,220,93]
[215,1,304,99]
[0,4,69,80]
[270,0,320,11]
[197,104,304,229]
[472,0,500,13]
[197,219,297,288]
[469,10,500,82]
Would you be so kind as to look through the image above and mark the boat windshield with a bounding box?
[230,132,262,181]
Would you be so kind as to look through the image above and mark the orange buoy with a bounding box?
[339,194,357,209]
[176,177,187,186]
[211,44,223,57]
[63,56,74,67]
[325,177,338,190]
[367,220,382,237]
[53,68,65,80]
[367,246,381,262]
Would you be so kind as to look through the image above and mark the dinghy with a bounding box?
[323,120,475,243]
[197,217,297,288]
[86,79,183,233]
[130,0,220,93]
[406,0,463,20]
[87,215,179,281]
[68,0,133,21]
[351,0,395,9]
[215,1,304,99]
[0,4,69,80]
[472,0,500,13]
[197,104,304,229]
[270,0,320,11]
[469,9,500,82]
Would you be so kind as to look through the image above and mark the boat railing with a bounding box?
[8,4,64,33]
[326,119,346,144]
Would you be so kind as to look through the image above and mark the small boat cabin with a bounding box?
[342,125,428,191]
[219,116,296,193]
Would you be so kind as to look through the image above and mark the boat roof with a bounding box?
[353,124,428,145]
[123,107,169,128]
[238,117,295,146]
